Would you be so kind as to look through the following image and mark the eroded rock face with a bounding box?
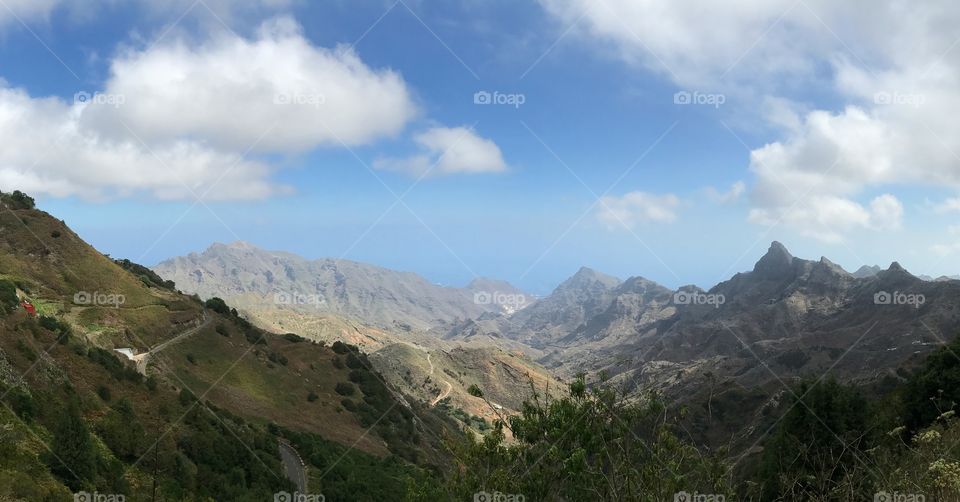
[445,242,960,399]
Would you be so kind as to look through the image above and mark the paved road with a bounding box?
[279,440,307,493]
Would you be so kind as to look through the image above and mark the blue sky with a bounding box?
[2,0,960,294]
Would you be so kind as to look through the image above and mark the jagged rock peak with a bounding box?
[753,241,794,276]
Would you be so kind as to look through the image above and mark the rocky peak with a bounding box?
[852,265,882,278]
[555,267,621,294]
[752,241,795,279]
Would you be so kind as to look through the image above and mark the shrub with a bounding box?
[97,385,112,401]
[335,382,355,396]
[204,297,231,315]
[307,391,319,402]
[268,352,288,366]
[2,190,35,210]
[0,279,18,313]
[283,333,306,343]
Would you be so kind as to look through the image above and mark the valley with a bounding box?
[2,193,960,500]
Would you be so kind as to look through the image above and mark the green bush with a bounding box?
[0,279,17,313]
[1,190,35,210]
[204,297,231,315]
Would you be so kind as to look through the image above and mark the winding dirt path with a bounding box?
[129,311,211,374]
[431,380,453,406]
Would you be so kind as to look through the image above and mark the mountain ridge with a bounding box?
[154,241,531,330]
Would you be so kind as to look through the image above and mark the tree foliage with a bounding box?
[445,376,730,502]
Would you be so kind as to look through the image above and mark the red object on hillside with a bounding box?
[21,301,36,316]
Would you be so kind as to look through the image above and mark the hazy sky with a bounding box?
[3,0,960,293]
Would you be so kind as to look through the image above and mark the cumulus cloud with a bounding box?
[84,16,417,152]
[540,0,960,241]
[748,193,902,243]
[0,86,279,200]
[0,17,419,200]
[596,191,680,229]
[373,126,508,176]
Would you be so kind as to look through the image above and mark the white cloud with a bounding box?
[705,181,745,204]
[597,191,680,228]
[540,0,960,241]
[373,126,507,176]
[0,0,294,28]
[0,86,280,200]
[0,0,61,25]
[748,194,902,243]
[870,194,903,230]
[935,198,960,214]
[0,17,419,201]
[84,16,417,152]
[538,0,834,89]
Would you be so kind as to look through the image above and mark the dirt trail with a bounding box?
[127,311,211,374]
[431,380,453,406]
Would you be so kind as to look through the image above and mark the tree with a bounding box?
[3,190,35,210]
[204,297,231,315]
[757,379,874,500]
[0,279,18,314]
[446,376,730,501]
[335,382,355,396]
[903,337,960,432]
[98,398,144,461]
[49,399,97,490]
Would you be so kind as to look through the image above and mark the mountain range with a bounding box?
[154,240,960,432]
[153,241,531,332]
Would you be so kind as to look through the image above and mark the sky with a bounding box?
[1,0,960,294]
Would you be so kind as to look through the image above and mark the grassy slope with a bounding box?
[0,201,455,498]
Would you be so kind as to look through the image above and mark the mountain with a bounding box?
[852,264,882,278]
[448,242,960,394]
[153,242,558,433]
[439,241,960,453]
[153,241,529,330]
[0,196,453,499]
